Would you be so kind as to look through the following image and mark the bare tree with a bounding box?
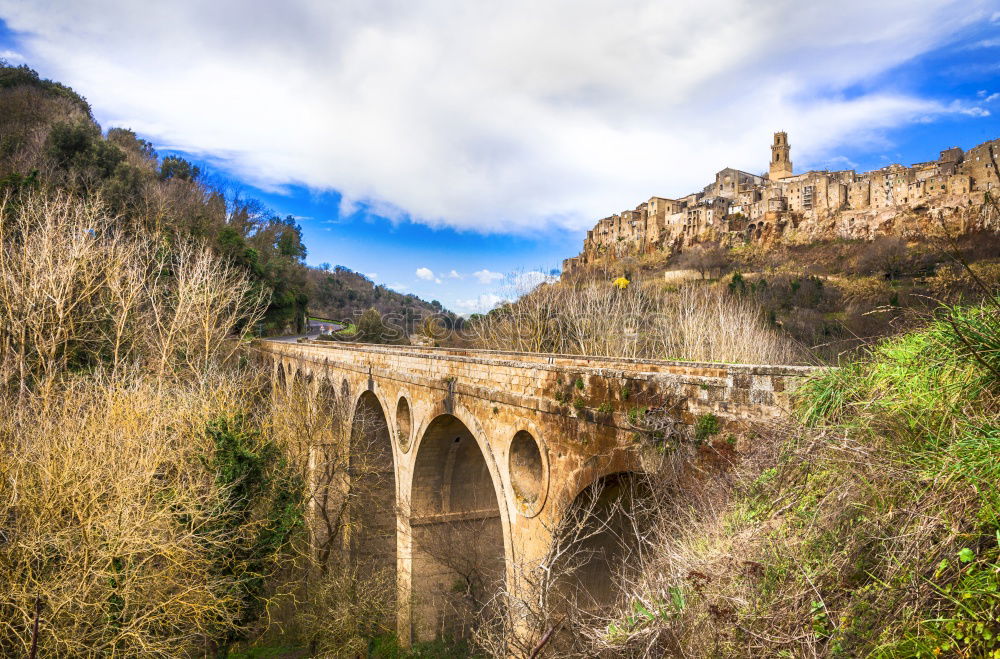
[467,278,801,365]
[675,242,730,279]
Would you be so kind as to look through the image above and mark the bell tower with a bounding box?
[770,131,793,180]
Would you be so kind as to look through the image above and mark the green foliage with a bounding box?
[0,169,38,194]
[728,271,746,295]
[368,634,475,658]
[306,265,455,334]
[573,397,586,411]
[575,377,585,390]
[0,62,91,114]
[694,413,720,441]
[356,307,389,343]
[790,296,1000,656]
[159,155,200,181]
[597,401,614,414]
[46,119,124,178]
[627,406,647,425]
[201,416,304,653]
[604,296,1000,656]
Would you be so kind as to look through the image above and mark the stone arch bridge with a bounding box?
[259,339,814,644]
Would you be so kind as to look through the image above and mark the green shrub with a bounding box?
[202,415,304,653]
[694,413,720,441]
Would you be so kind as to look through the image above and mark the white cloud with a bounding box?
[949,100,991,118]
[0,49,24,61]
[985,93,1000,103]
[415,267,435,281]
[473,269,504,285]
[0,1,991,233]
[387,282,408,292]
[364,272,378,280]
[455,293,507,314]
[820,155,859,170]
[511,270,559,291]
[992,10,1000,23]
[447,269,462,279]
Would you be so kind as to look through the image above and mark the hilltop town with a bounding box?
[563,132,1000,273]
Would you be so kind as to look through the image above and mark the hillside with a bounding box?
[305,264,458,332]
[0,61,451,336]
[553,225,1000,363]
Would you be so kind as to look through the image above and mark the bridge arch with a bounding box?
[348,389,399,618]
[274,360,287,389]
[316,374,337,406]
[554,470,653,612]
[407,408,511,642]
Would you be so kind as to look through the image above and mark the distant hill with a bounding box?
[305,265,458,332]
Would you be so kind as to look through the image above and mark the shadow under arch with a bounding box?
[552,471,653,614]
[349,390,398,619]
[409,413,506,642]
[274,360,287,389]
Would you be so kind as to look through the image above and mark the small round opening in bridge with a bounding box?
[509,430,545,514]
[395,396,412,451]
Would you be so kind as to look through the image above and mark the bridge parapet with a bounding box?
[260,339,818,427]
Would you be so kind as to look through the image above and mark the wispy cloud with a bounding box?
[447,269,462,279]
[473,269,504,285]
[511,270,559,291]
[0,0,991,233]
[820,155,859,170]
[0,49,24,61]
[454,293,507,314]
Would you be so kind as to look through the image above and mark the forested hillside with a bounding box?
[0,61,450,335]
[306,264,456,327]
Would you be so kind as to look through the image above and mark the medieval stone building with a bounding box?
[563,132,1000,273]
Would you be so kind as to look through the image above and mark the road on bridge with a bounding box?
[267,318,344,343]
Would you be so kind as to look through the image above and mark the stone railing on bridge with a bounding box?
[260,339,817,428]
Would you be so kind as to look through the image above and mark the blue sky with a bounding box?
[1,2,999,312]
